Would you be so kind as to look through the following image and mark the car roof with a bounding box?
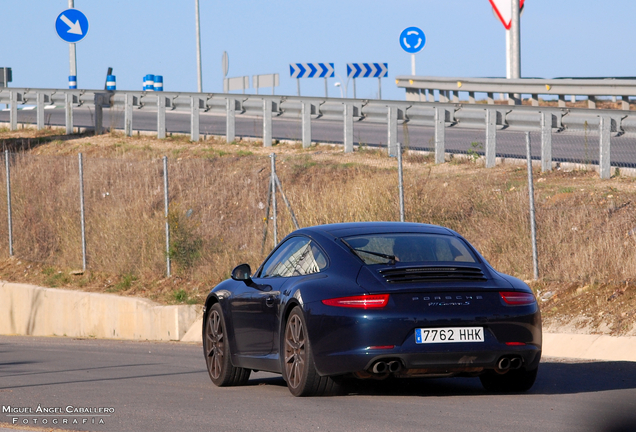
[301,222,455,238]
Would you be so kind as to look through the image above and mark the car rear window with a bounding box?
[342,233,476,265]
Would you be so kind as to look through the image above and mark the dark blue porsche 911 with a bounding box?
[202,222,541,396]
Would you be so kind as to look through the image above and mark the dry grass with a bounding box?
[1,127,635,334]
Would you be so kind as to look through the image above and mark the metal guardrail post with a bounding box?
[157,96,166,139]
[94,95,103,136]
[78,153,87,271]
[530,94,539,107]
[541,112,552,172]
[124,93,133,137]
[468,92,475,104]
[5,150,13,257]
[387,106,398,157]
[622,96,630,111]
[65,93,73,135]
[558,95,566,108]
[485,109,496,168]
[9,91,17,131]
[226,98,236,143]
[487,92,494,105]
[434,107,445,164]
[190,96,200,142]
[36,92,44,130]
[301,101,311,148]
[344,103,353,153]
[263,99,272,147]
[163,156,171,277]
[588,96,597,110]
[599,116,611,179]
[426,89,434,103]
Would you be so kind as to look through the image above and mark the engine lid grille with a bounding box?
[379,266,487,284]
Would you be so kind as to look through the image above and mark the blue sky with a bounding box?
[2,1,636,101]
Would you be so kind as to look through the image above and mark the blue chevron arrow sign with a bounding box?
[346,63,389,79]
[290,63,335,78]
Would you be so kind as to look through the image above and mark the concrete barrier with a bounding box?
[0,281,201,341]
[2,280,636,362]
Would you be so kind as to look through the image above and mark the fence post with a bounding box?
[36,92,44,130]
[263,99,272,147]
[387,106,398,157]
[525,132,539,280]
[301,101,312,148]
[9,91,17,131]
[163,156,171,277]
[5,150,13,257]
[397,142,405,222]
[78,153,87,271]
[124,93,133,137]
[434,107,445,164]
[65,93,74,135]
[485,109,496,168]
[157,96,166,139]
[344,103,353,153]
[270,153,277,245]
[599,116,611,179]
[190,96,200,142]
[226,98,236,143]
[541,112,552,172]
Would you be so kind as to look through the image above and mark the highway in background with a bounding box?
[2,108,636,168]
[1,336,635,432]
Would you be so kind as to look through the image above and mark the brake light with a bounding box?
[322,294,390,309]
[505,342,527,346]
[499,291,536,305]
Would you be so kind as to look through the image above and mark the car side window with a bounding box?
[260,237,327,278]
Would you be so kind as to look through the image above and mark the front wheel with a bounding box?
[479,367,538,393]
[204,303,250,387]
[283,306,342,397]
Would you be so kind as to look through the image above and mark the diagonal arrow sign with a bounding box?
[60,14,83,35]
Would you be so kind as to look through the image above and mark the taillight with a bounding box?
[499,291,536,306]
[322,294,389,309]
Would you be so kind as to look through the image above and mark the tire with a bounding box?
[479,367,538,393]
[204,303,250,387]
[283,306,342,397]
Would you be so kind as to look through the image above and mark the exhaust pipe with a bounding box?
[509,357,523,370]
[387,361,402,373]
[497,357,511,371]
[372,361,388,374]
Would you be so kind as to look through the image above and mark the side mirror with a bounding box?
[231,263,252,282]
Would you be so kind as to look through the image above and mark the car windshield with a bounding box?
[342,233,476,265]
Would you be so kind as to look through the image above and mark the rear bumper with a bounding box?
[304,301,542,376]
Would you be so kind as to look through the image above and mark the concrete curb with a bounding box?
[2,281,636,362]
[0,281,201,341]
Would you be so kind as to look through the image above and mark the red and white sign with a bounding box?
[489,0,525,30]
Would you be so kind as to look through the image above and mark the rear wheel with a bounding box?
[204,303,250,387]
[283,306,342,397]
[479,367,538,393]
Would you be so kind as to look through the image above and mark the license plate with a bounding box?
[415,327,484,344]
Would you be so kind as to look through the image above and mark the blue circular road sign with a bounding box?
[400,27,426,54]
[55,9,89,43]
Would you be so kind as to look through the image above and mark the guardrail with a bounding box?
[1,87,635,179]
[396,76,636,110]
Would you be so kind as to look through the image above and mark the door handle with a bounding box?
[266,296,275,307]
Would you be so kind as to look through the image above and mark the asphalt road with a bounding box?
[1,336,635,432]
[2,108,636,168]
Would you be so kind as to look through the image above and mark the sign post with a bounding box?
[55,4,89,89]
[222,51,229,92]
[399,27,426,76]
[489,0,525,80]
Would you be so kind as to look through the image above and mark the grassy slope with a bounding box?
[1,127,635,335]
